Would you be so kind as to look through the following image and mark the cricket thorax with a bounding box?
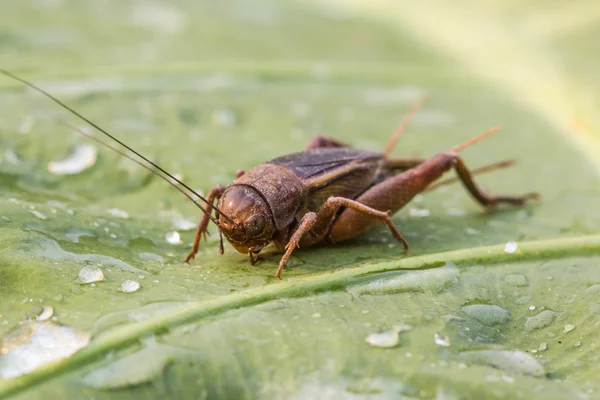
[233,164,307,230]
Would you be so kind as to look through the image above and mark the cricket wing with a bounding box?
[268,148,381,180]
[269,148,385,212]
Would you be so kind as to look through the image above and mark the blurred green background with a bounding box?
[1,1,599,399]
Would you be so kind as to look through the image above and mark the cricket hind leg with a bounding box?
[274,197,409,278]
[329,151,538,243]
[305,135,350,150]
[183,184,225,263]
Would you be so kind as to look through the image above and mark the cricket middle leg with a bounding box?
[275,197,410,278]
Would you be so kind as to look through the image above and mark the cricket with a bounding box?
[2,70,539,279]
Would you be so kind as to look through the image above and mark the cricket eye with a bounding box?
[245,214,266,237]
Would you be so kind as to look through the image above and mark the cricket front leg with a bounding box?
[329,151,539,242]
[275,198,409,278]
[184,184,225,263]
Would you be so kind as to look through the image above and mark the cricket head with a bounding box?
[217,185,276,254]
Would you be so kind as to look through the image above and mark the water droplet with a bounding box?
[65,228,96,243]
[434,332,450,347]
[460,304,510,326]
[165,231,181,245]
[80,342,193,389]
[360,310,370,315]
[311,313,322,319]
[48,144,98,175]
[75,265,104,284]
[211,108,237,127]
[139,252,164,263]
[18,115,35,134]
[32,238,145,274]
[107,208,129,219]
[46,200,66,210]
[2,148,23,165]
[563,324,576,333]
[504,241,518,254]
[167,172,184,186]
[525,310,556,331]
[446,208,466,216]
[538,342,548,352]
[465,227,480,235]
[29,210,47,220]
[0,322,90,378]
[504,274,528,287]
[529,305,536,311]
[118,280,141,293]
[172,217,196,231]
[409,207,430,217]
[349,263,458,296]
[574,341,582,347]
[36,306,54,321]
[459,350,545,377]
[514,295,532,305]
[365,330,400,348]
[1,216,12,223]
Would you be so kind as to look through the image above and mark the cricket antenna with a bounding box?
[383,93,428,157]
[49,114,222,226]
[0,69,237,227]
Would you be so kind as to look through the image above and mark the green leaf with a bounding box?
[1,1,599,399]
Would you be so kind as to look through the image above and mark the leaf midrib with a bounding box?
[1,233,600,398]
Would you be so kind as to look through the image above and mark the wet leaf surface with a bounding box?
[1,0,599,398]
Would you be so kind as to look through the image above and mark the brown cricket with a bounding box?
[2,70,539,279]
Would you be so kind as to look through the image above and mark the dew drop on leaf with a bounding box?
[29,210,47,220]
[365,330,400,348]
[35,306,54,321]
[75,265,104,284]
[165,231,181,244]
[118,280,141,293]
[459,350,545,377]
[460,304,511,326]
[434,332,450,347]
[504,241,518,254]
[107,208,130,219]
[524,310,557,331]
[139,252,165,263]
[0,322,90,379]
[48,144,98,175]
[212,108,237,127]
